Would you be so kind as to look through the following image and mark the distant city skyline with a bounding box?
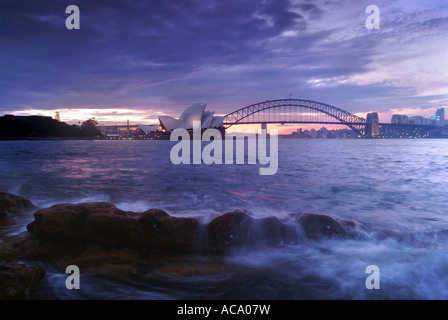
[1,0,447,134]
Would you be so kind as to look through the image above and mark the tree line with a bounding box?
[0,115,100,138]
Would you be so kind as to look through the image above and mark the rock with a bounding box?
[294,213,356,240]
[27,205,300,255]
[26,202,360,256]
[0,192,36,218]
[0,219,20,227]
[152,262,231,278]
[0,201,365,295]
[260,216,299,245]
[205,211,254,253]
[87,208,201,252]
[66,244,139,266]
[0,260,45,299]
[205,211,298,253]
[65,244,141,278]
[27,202,112,241]
[0,237,77,263]
[27,202,201,253]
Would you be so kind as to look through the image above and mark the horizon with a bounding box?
[1,103,445,135]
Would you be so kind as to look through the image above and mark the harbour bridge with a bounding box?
[223,99,367,136]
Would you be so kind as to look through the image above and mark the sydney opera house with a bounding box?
[158,103,225,132]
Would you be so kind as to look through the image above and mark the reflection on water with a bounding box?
[1,139,448,299]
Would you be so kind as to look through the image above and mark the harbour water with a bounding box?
[1,139,448,299]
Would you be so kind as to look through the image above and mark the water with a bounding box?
[1,139,448,299]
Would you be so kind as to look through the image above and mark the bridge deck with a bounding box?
[223,121,366,125]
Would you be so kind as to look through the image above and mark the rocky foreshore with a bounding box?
[0,192,36,225]
[0,192,365,299]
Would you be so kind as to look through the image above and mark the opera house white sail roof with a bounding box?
[158,103,225,131]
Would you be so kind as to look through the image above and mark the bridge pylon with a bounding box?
[261,123,267,132]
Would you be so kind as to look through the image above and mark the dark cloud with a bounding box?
[0,0,303,109]
[292,2,324,19]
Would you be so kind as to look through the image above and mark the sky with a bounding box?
[0,0,447,132]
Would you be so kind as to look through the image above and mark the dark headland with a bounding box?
[0,115,100,140]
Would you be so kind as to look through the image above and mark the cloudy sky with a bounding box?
[1,0,447,130]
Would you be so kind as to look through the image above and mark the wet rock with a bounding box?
[25,202,361,260]
[260,216,299,245]
[87,208,201,252]
[66,244,139,268]
[0,219,20,227]
[27,202,201,253]
[205,211,298,253]
[294,213,356,240]
[64,244,141,278]
[26,202,361,256]
[27,202,113,241]
[1,202,366,294]
[0,192,36,218]
[205,211,254,253]
[0,260,45,299]
[27,206,300,256]
[0,237,78,263]
[152,262,231,278]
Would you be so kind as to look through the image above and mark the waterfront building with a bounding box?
[158,103,225,131]
[391,114,409,124]
[97,124,160,139]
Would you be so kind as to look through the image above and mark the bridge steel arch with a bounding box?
[223,99,366,136]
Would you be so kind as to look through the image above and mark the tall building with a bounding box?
[366,112,380,137]
[391,114,408,124]
[436,108,445,126]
